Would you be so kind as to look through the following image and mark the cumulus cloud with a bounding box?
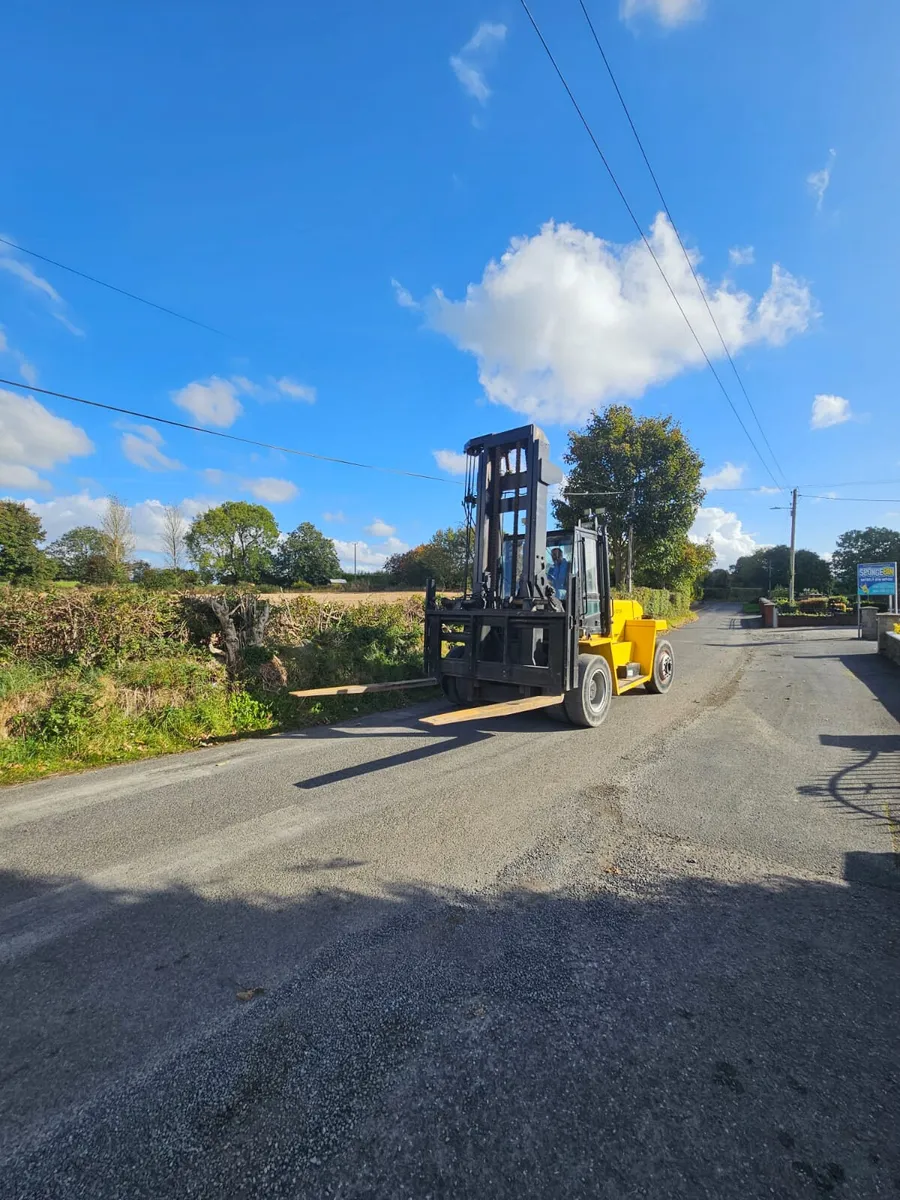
[23,493,211,554]
[0,464,50,492]
[0,387,93,490]
[620,0,704,28]
[701,462,745,490]
[120,424,182,472]
[365,518,396,537]
[450,22,506,107]
[391,278,418,309]
[433,449,469,476]
[810,393,851,429]
[428,214,815,424]
[728,245,755,267]
[807,149,836,212]
[322,510,346,523]
[690,506,758,568]
[172,376,243,427]
[0,242,84,335]
[241,476,298,503]
[333,536,408,572]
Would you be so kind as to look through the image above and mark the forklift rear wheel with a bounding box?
[645,638,674,694]
[564,654,613,728]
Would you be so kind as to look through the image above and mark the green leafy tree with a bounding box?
[553,406,704,589]
[273,522,341,586]
[732,545,831,593]
[666,537,716,597]
[831,526,900,593]
[385,525,469,589]
[46,525,108,581]
[0,501,55,583]
[185,501,279,583]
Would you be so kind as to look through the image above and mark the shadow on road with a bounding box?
[795,649,900,885]
[2,854,898,1199]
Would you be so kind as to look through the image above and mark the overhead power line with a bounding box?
[0,377,460,486]
[575,0,786,487]
[0,235,227,337]
[799,493,900,504]
[517,0,781,491]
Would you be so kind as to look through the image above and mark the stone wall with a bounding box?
[877,613,900,667]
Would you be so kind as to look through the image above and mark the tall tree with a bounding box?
[832,526,900,593]
[384,525,469,589]
[732,545,831,593]
[161,504,188,570]
[553,406,704,589]
[46,525,108,581]
[0,501,54,583]
[185,501,279,583]
[666,537,716,596]
[101,496,135,569]
[273,522,341,586]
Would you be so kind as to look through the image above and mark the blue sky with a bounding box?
[2,0,898,569]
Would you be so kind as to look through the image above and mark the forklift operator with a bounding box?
[547,546,569,599]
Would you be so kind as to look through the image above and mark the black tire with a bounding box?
[564,653,613,728]
[645,638,674,694]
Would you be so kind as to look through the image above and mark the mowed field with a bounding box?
[261,589,425,606]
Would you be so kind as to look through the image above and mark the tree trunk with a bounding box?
[207,594,271,677]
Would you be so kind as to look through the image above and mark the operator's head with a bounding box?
[551,547,563,563]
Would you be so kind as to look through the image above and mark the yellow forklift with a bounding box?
[422,423,673,727]
[293,423,674,727]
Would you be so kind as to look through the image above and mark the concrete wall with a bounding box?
[877,613,900,666]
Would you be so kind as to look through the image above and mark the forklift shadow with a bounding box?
[294,710,572,791]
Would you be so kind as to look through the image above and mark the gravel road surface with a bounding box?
[1,604,898,1198]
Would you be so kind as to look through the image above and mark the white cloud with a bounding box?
[0,243,84,336]
[365,518,396,537]
[0,464,50,492]
[450,22,506,106]
[120,424,182,472]
[202,468,225,485]
[0,327,38,386]
[728,245,755,267]
[690,506,758,568]
[322,510,346,523]
[271,376,316,403]
[429,214,815,424]
[172,376,243,427]
[231,375,263,396]
[701,462,745,490]
[755,486,782,495]
[333,535,409,573]
[433,449,469,476]
[241,476,298,503]
[807,149,836,212]
[621,0,704,28]
[810,393,851,429]
[391,278,418,309]
[23,493,211,554]
[0,388,93,490]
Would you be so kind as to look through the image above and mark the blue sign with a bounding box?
[857,562,898,596]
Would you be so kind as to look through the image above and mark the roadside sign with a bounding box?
[857,562,897,596]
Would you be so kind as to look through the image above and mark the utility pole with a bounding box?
[788,488,798,604]
[352,541,358,579]
[626,489,635,594]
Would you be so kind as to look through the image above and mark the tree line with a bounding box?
[3,403,897,594]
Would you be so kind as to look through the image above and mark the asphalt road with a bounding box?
[1,603,898,1199]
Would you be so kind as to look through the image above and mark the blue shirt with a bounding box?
[548,557,568,596]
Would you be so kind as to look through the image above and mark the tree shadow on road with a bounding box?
[2,851,898,1200]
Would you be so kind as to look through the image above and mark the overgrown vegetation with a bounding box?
[0,588,428,784]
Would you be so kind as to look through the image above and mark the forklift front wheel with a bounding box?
[564,654,613,728]
[645,638,674,695]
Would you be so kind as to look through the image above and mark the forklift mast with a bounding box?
[464,424,562,607]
